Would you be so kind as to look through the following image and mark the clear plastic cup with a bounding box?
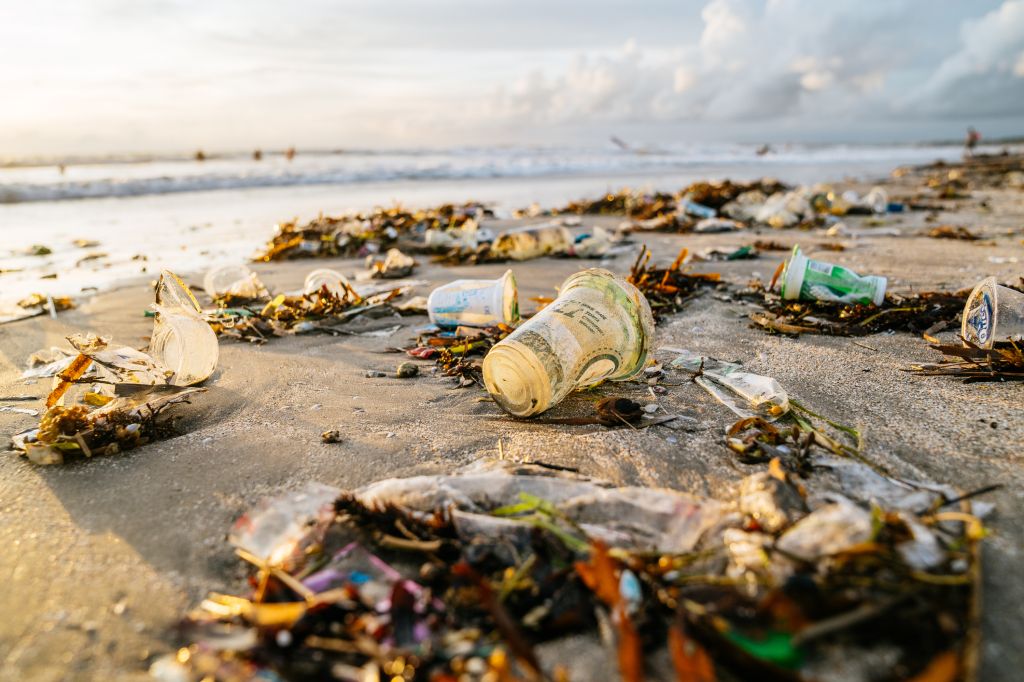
[482,268,654,417]
[151,270,219,385]
[490,223,573,261]
[303,269,352,298]
[427,270,518,328]
[961,276,1024,348]
[203,264,266,299]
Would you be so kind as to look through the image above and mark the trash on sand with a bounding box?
[780,246,886,306]
[744,273,970,338]
[427,269,518,329]
[321,429,343,444]
[203,264,269,301]
[0,294,75,325]
[170,456,988,681]
[302,268,353,298]
[11,384,204,465]
[408,323,513,388]
[255,203,491,261]
[626,245,720,321]
[664,348,789,420]
[395,361,419,378]
[483,268,654,416]
[489,223,573,261]
[152,271,220,386]
[207,271,408,343]
[925,225,981,241]
[365,248,416,279]
[567,226,617,258]
[906,340,1024,382]
[694,217,743,233]
[681,198,717,219]
[960,276,1024,348]
[0,405,39,416]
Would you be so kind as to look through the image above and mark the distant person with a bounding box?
[195,149,206,162]
[253,149,262,161]
[285,146,296,161]
[964,127,980,157]
[756,143,773,156]
[57,163,66,175]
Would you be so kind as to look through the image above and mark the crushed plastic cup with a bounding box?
[203,264,267,299]
[781,246,886,306]
[482,268,654,417]
[151,271,219,386]
[961,276,1024,348]
[303,268,352,298]
[663,348,789,420]
[490,223,572,261]
[427,269,518,329]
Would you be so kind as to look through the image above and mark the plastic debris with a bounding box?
[202,264,268,301]
[365,247,416,279]
[664,348,789,420]
[426,269,518,329]
[171,456,989,681]
[483,268,654,416]
[961,276,1024,348]
[0,294,75,325]
[152,271,220,386]
[229,482,341,569]
[780,245,887,306]
[489,222,573,261]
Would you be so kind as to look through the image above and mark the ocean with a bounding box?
[0,142,989,305]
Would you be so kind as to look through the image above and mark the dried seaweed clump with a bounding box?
[255,203,490,261]
[12,386,203,465]
[747,283,970,337]
[907,340,1024,382]
[406,323,513,386]
[207,283,407,344]
[626,245,721,321]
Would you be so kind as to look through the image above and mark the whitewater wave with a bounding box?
[0,144,976,204]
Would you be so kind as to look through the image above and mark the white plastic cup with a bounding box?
[482,268,654,417]
[303,269,352,298]
[961,276,1024,348]
[427,269,518,328]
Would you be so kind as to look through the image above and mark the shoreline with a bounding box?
[1,157,1023,680]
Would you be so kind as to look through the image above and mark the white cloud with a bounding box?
[486,0,1022,132]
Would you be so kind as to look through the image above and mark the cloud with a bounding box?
[901,0,1024,116]
[485,0,1021,130]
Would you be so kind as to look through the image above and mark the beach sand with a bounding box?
[1,166,1023,680]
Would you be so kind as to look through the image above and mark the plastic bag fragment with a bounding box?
[663,347,789,420]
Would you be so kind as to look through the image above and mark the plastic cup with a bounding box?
[490,224,572,261]
[303,269,352,298]
[151,270,219,385]
[961,276,1024,348]
[427,269,518,328]
[781,246,886,306]
[482,268,654,417]
[203,264,265,299]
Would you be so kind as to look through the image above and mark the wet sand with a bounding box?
[1,169,1023,680]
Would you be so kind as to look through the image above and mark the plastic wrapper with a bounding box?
[663,347,789,420]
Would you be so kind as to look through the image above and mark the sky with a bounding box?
[2,0,1023,157]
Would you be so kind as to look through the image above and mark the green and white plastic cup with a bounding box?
[781,246,886,306]
[961,276,1024,349]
